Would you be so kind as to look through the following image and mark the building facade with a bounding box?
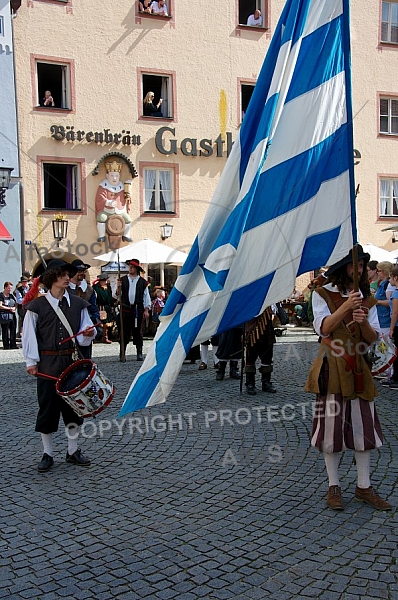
[3,0,398,285]
[0,0,22,284]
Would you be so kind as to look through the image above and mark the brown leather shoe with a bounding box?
[355,486,392,511]
[326,485,344,510]
[198,362,207,371]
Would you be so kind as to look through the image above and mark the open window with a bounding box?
[241,83,255,121]
[141,73,173,119]
[35,59,73,110]
[42,162,81,211]
[143,167,175,213]
[238,0,266,27]
[138,0,171,16]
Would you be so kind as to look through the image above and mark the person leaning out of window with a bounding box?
[247,10,262,26]
[139,0,153,13]
[152,0,168,16]
[143,92,163,117]
[42,90,54,107]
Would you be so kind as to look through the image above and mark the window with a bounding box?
[144,168,174,213]
[239,0,265,27]
[142,73,173,119]
[35,60,72,109]
[0,16,4,36]
[380,178,398,216]
[380,97,398,134]
[137,0,171,17]
[42,163,81,210]
[148,265,178,289]
[382,2,398,43]
[241,83,255,121]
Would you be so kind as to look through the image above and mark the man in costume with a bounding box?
[244,308,276,395]
[68,259,101,358]
[215,328,242,381]
[15,276,30,337]
[118,258,151,361]
[95,160,133,243]
[22,260,95,473]
[305,245,392,511]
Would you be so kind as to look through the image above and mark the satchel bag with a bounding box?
[99,307,107,321]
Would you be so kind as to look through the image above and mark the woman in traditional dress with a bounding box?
[305,245,392,511]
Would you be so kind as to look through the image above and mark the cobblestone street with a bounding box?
[0,329,397,600]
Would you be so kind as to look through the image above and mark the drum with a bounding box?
[370,334,398,376]
[56,359,115,418]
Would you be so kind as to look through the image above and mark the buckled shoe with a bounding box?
[355,486,392,510]
[37,453,54,473]
[66,448,91,467]
[262,381,277,393]
[326,485,344,510]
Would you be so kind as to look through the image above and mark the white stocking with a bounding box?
[200,344,208,364]
[212,345,219,365]
[323,452,340,487]
[66,425,79,455]
[41,433,53,457]
[355,450,371,489]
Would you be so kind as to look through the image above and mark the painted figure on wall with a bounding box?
[95,160,133,243]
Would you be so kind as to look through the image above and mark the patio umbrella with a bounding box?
[362,243,395,263]
[93,238,188,264]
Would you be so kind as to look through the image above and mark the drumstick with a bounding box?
[59,322,101,344]
[35,372,58,381]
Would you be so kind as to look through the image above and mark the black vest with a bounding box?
[26,294,88,377]
[121,275,147,310]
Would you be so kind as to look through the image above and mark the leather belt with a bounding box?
[41,348,74,356]
[122,304,143,310]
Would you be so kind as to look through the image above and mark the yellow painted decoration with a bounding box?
[219,90,227,138]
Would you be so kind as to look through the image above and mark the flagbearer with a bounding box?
[305,245,392,511]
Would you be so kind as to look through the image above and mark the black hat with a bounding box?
[39,259,78,282]
[98,273,109,280]
[20,276,29,282]
[71,259,91,270]
[325,245,370,277]
[125,258,144,272]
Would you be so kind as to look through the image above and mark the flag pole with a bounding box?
[118,249,126,363]
[240,323,246,394]
[352,243,364,393]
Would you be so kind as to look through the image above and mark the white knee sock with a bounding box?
[355,450,371,489]
[41,433,53,457]
[200,344,208,364]
[66,425,79,455]
[212,345,219,364]
[323,452,341,487]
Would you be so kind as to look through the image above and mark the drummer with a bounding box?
[22,259,96,473]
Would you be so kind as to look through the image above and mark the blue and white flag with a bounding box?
[120,0,357,415]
